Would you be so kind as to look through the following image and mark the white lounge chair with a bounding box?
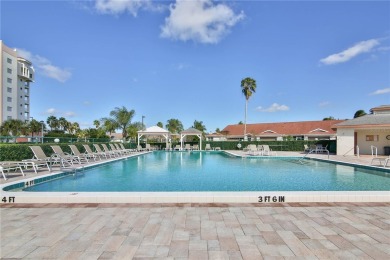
[93,144,114,158]
[174,145,181,151]
[1,161,25,180]
[262,145,277,156]
[101,144,121,157]
[51,145,81,165]
[184,144,192,151]
[69,145,94,162]
[205,144,212,151]
[371,156,390,167]
[83,144,105,160]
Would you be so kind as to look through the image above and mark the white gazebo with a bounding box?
[180,128,203,150]
[137,126,170,148]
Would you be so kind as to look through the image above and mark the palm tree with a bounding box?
[93,120,100,129]
[241,77,257,138]
[29,119,42,137]
[0,119,24,136]
[157,122,164,128]
[68,122,80,135]
[107,106,135,138]
[166,119,184,134]
[58,117,68,132]
[354,110,367,118]
[46,116,59,131]
[192,120,207,133]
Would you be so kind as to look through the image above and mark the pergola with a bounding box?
[137,126,170,148]
[180,128,203,150]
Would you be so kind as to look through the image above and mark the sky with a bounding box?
[1,0,389,133]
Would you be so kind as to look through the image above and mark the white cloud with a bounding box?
[64,111,77,117]
[370,88,390,95]
[16,48,71,83]
[319,101,330,107]
[257,103,290,112]
[95,0,148,16]
[320,39,380,65]
[94,0,165,16]
[45,108,58,115]
[160,0,244,44]
[83,101,91,106]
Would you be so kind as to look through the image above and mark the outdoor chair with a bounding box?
[114,143,132,154]
[1,161,25,180]
[184,144,192,151]
[192,144,199,150]
[29,146,62,170]
[205,144,212,151]
[101,144,120,157]
[174,145,181,151]
[110,143,127,155]
[119,143,135,153]
[51,145,81,165]
[371,156,390,167]
[83,144,105,160]
[262,145,277,156]
[69,145,95,162]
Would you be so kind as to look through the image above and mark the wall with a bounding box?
[336,128,354,155]
[356,129,390,155]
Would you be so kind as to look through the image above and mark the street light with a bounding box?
[142,115,145,129]
[40,121,44,144]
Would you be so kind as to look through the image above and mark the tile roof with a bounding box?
[222,120,345,136]
[333,114,390,127]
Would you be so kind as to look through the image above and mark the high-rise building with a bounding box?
[0,40,35,124]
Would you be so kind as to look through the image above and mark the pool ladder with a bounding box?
[299,149,329,164]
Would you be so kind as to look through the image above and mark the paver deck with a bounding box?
[1,203,389,259]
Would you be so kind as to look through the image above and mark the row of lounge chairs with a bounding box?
[1,143,138,180]
[244,144,277,156]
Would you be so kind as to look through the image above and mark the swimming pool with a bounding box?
[20,151,390,192]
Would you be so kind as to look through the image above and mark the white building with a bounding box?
[334,105,390,155]
[0,40,35,124]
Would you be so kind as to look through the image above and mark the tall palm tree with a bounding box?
[166,119,184,134]
[58,117,68,131]
[0,119,24,136]
[192,120,207,133]
[107,106,135,138]
[93,120,100,129]
[241,77,257,139]
[46,116,59,131]
[29,119,42,137]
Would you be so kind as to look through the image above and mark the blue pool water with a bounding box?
[23,151,390,192]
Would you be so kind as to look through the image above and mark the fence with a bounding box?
[0,136,111,144]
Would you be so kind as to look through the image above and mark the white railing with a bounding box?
[356,145,359,158]
[371,145,377,157]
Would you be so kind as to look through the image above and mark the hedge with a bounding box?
[0,142,135,161]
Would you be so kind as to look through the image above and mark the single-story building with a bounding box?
[209,120,345,141]
[333,105,390,156]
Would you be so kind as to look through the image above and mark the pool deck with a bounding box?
[0,151,389,204]
[1,202,389,259]
[1,151,389,259]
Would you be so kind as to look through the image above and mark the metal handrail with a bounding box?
[371,145,378,157]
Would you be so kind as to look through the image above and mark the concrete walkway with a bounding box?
[1,203,389,259]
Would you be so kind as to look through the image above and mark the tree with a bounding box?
[157,122,164,128]
[107,106,135,138]
[46,116,59,131]
[101,118,117,135]
[166,119,183,134]
[127,122,144,140]
[192,120,206,133]
[29,119,42,137]
[241,77,257,138]
[354,110,367,118]
[215,128,221,133]
[0,119,24,136]
[58,117,69,131]
[68,122,80,135]
[323,116,335,121]
[238,121,243,125]
[93,120,100,129]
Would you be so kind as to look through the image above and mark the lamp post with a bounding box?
[40,121,44,144]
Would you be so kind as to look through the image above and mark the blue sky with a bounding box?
[2,0,389,132]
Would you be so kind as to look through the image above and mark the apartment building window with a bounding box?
[7,97,12,102]
[7,106,12,112]
[7,116,12,120]
[366,135,379,142]
[7,78,12,83]
[7,68,12,74]
[7,58,12,64]
[7,87,12,93]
